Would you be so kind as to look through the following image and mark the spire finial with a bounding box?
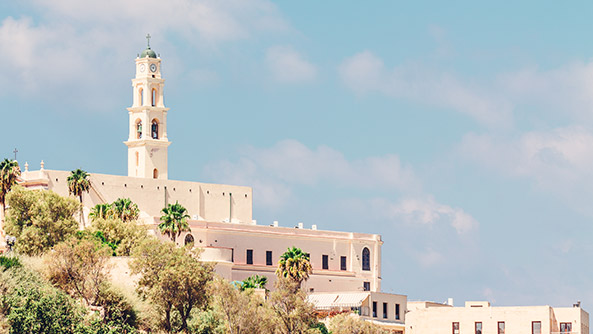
[146,33,151,49]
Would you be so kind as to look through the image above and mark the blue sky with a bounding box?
[2,1,593,307]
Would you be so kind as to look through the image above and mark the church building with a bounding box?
[5,39,407,332]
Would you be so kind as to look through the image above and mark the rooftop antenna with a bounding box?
[146,33,151,48]
[13,148,18,161]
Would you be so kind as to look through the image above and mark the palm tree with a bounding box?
[89,203,112,221]
[241,274,268,291]
[0,159,20,214]
[67,169,90,227]
[276,247,313,286]
[158,201,190,243]
[112,198,139,222]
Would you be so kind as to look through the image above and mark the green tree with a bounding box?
[327,313,390,334]
[111,198,140,222]
[89,203,112,221]
[67,169,90,227]
[208,277,275,334]
[269,279,320,334]
[276,247,313,287]
[89,217,147,256]
[158,201,190,243]
[240,274,268,291]
[0,159,20,222]
[45,238,112,307]
[130,239,214,333]
[4,187,79,255]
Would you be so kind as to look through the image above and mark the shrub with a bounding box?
[1,266,86,334]
[0,256,20,271]
[96,284,138,329]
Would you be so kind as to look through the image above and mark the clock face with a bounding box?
[150,64,157,72]
[139,64,146,72]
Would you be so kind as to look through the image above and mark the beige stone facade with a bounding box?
[19,168,252,225]
[308,291,407,332]
[406,301,589,334]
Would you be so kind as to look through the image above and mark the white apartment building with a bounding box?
[406,301,589,334]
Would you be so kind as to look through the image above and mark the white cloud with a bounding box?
[499,62,593,122]
[205,140,479,236]
[416,248,444,268]
[459,126,593,212]
[370,196,478,235]
[32,0,288,42]
[339,51,593,129]
[266,45,317,83]
[206,139,420,193]
[338,51,513,127]
[0,0,290,109]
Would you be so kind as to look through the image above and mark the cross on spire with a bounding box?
[13,148,18,161]
[146,33,151,48]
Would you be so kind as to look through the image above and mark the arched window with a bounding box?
[151,120,159,139]
[152,88,157,106]
[136,120,142,139]
[362,247,370,271]
[135,152,139,167]
[184,234,195,246]
[153,168,158,179]
[139,87,144,106]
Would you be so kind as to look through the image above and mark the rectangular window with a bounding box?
[498,322,505,334]
[340,256,347,270]
[372,301,377,318]
[532,321,541,334]
[560,323,572,333]
[363,282,371,291]
[383,302,388,319]
[452,322,460,334]
[246,249,253,265]
[395,303,400,320]
[322,255,329,270]
[475,322,482,334]
[266,251,273,266]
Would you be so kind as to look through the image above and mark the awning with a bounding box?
[308,294,339,309]
[308,293,370,310]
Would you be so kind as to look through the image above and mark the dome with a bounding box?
[140,47,157,58]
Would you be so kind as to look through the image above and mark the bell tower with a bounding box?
[124,35,171,179]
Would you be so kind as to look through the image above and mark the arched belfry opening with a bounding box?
[139,87,144,106]
[151,119,159,139]
[151,88,157,106]
[136,119,143,139]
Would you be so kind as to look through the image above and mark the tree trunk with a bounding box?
[0,203,5,244]
[79,194,84,228]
